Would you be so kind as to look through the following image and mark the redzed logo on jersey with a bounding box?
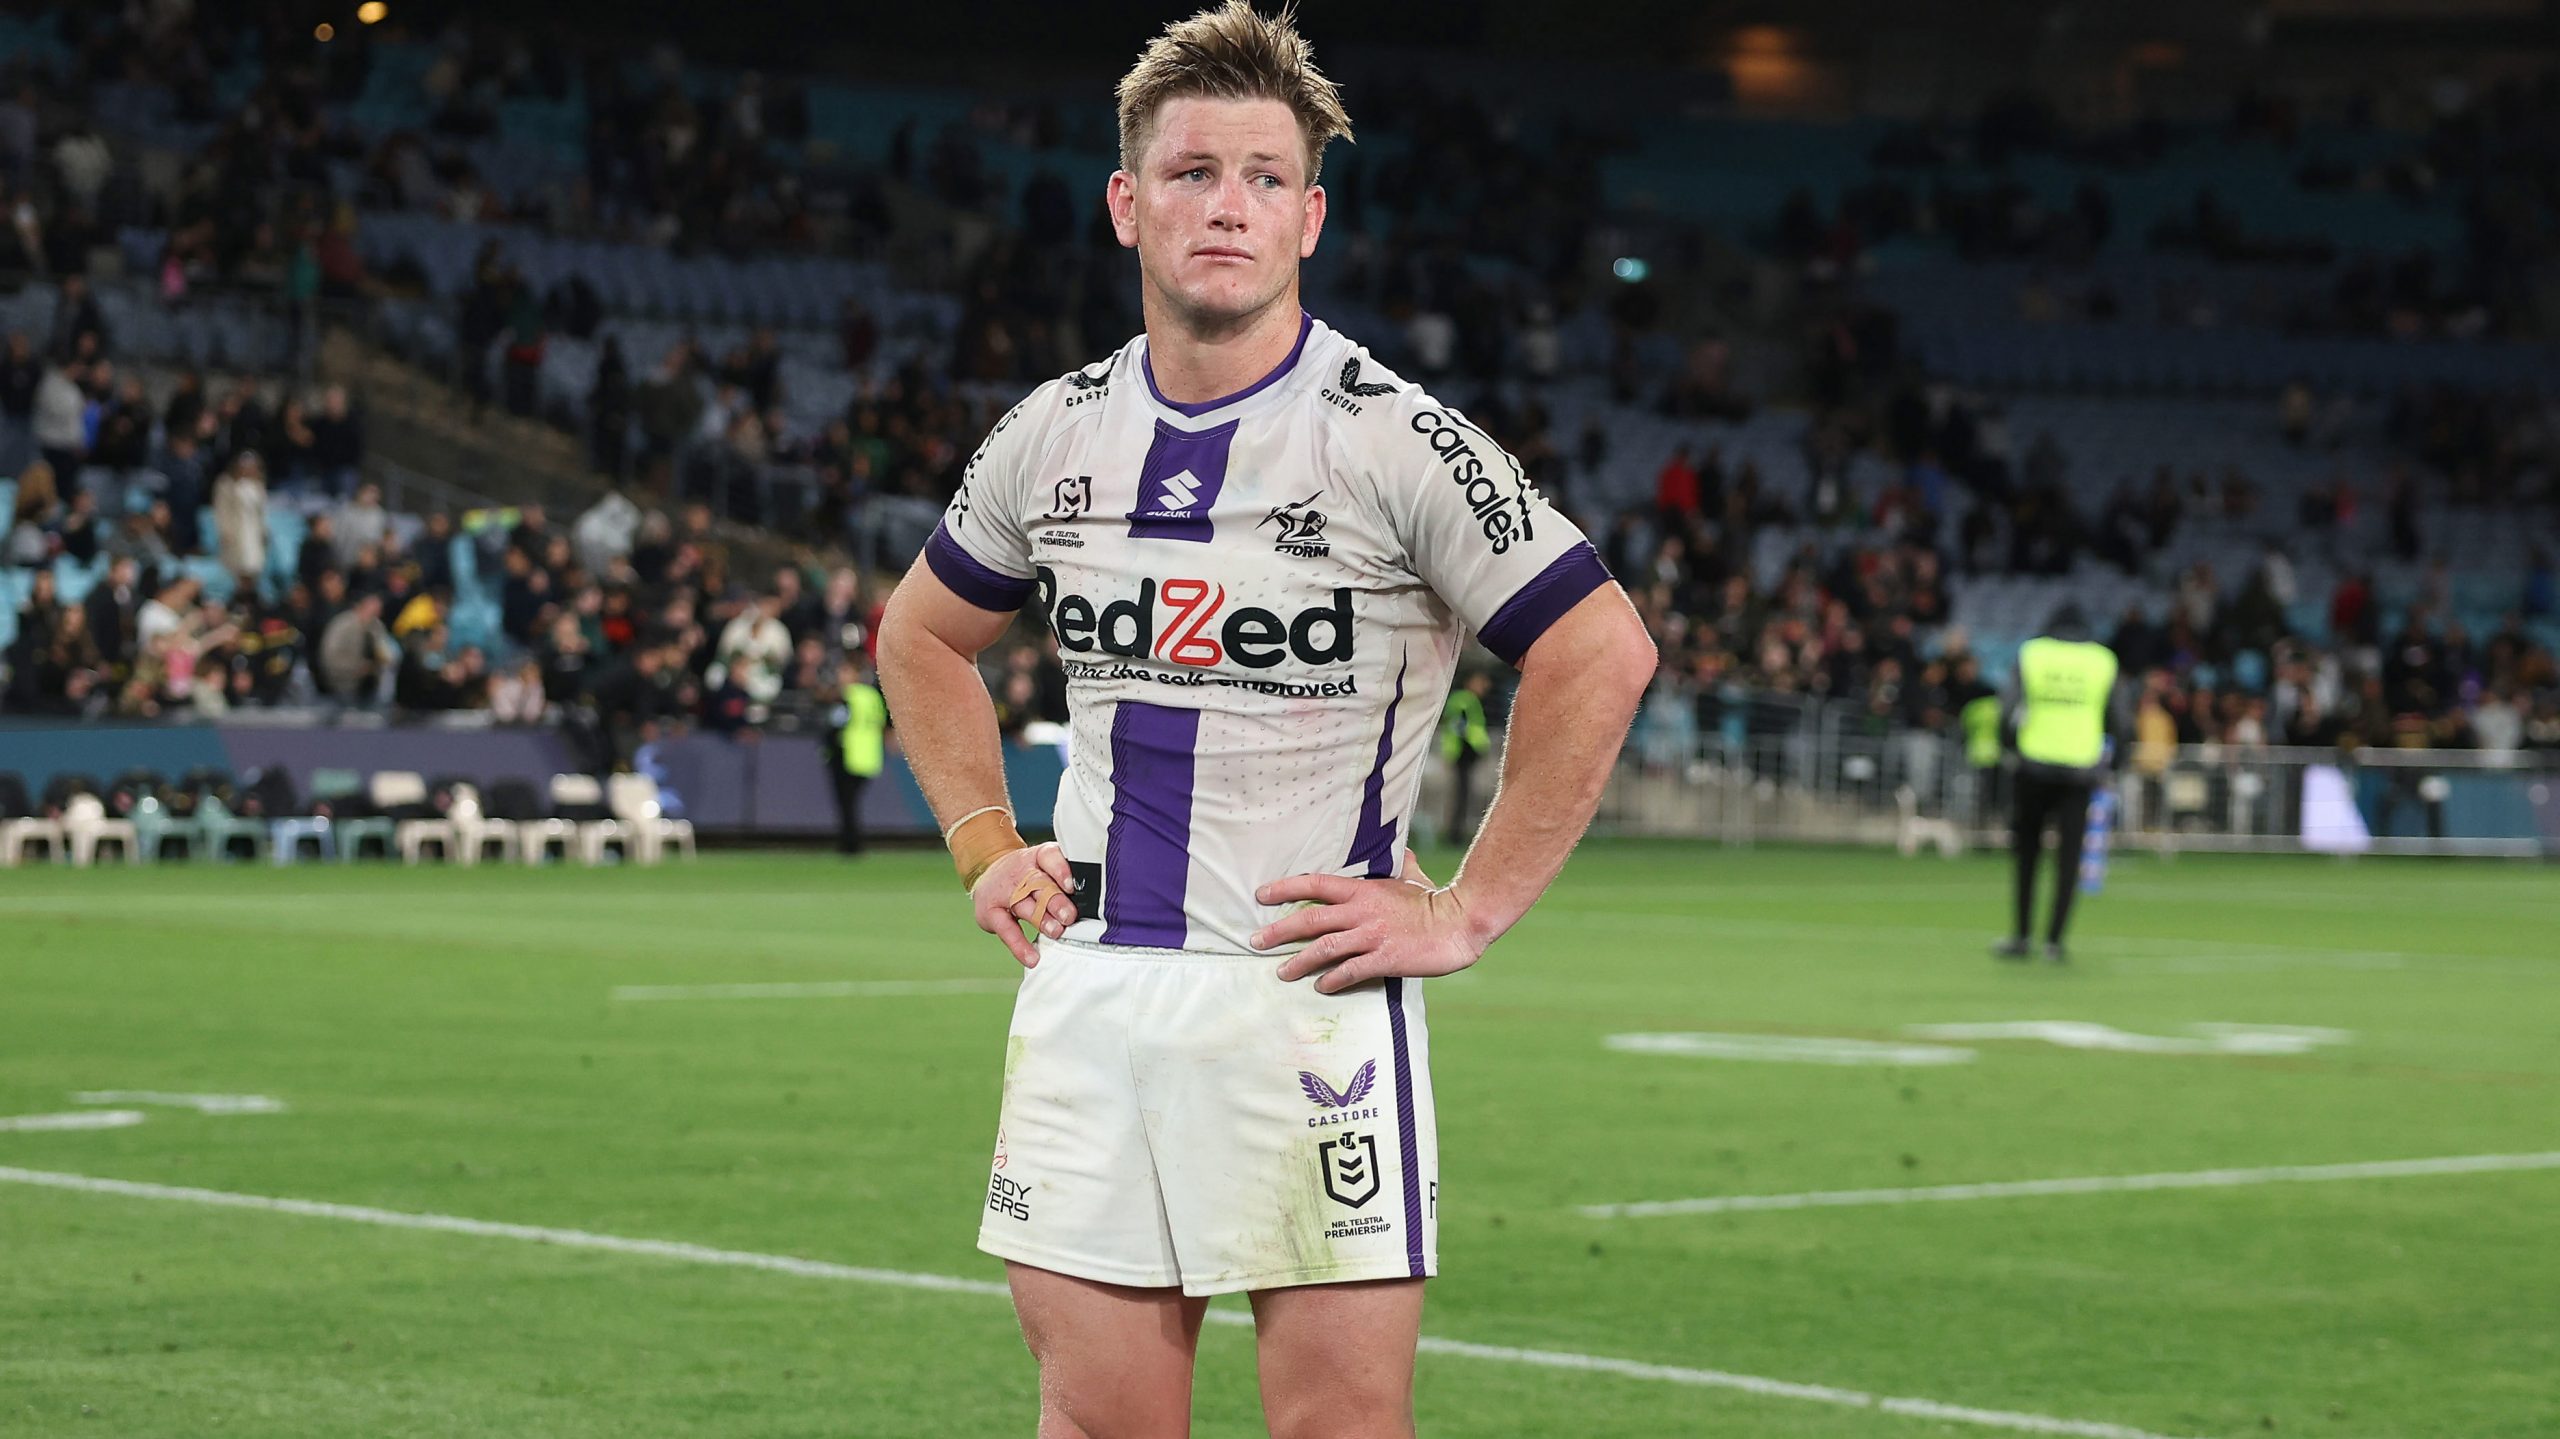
[1034,565,1356,670]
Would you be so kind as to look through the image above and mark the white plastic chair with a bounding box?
[375,771,456,864]
[606,773,695,864]
[548,773,631,865]
[446,784,512,866]
[61,794,141,866]
[0,811,64,865]
[1895,785,1963,859]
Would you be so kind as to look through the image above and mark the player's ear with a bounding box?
[1106,171,1140,251]
[1299,183,1325,260]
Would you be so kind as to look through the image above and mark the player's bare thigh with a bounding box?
[1007,1262,1210,1439]
[1249,1277,1426,1439]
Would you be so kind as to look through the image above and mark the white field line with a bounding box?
[72,1091,285,1114]
[610,979,1018,1002]
[1541,909,2555,974]
[1582,1151,2560,1220]
[0,1165,2197,1439]
[0,1111,146,1132]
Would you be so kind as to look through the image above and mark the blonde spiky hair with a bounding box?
[1115,0,1352,184]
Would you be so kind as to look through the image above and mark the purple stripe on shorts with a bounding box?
[1101,701,1200,948]
[1142,309,1313,417]
[1476,541,1613,666]
[1345,654,1408,877]
[922,522,1033,612]
[1385,977,1424,1278]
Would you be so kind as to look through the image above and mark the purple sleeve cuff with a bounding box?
[1477,542,1613,666]
[923,522,1034,612]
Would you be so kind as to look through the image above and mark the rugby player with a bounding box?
[876,5,1655,1433]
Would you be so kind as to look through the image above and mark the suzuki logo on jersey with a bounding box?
[1411,409,1538,554]
[1157,470,1204,513]
[1034,565,1355,670]
[1129,418,1238,543]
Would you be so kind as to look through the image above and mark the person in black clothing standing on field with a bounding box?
[1997,611,2129,963]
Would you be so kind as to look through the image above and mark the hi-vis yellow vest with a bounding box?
[2015,638,2116,770]
[839,682,887,778]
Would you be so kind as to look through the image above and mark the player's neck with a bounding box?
[1141,295,1307,408]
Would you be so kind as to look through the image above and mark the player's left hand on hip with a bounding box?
[1250,866,1480,994]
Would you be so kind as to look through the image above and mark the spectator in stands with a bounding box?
[635,344,703,479]
[318,592,396,706]
[152,426,208,557]
[4,565,62,698]
[84,553,139,674]
[212,450,268,589]
[47,275,105,362]
[105,498,173,572]
[589,337,631,480]
[334,481,389,566]
[488,654,548,724]
[310,385,364,497]
[23,596,105,717]
[5,458,59,567]
[0,330,37,472]
[31,356,85,482]
[710,591,791,715]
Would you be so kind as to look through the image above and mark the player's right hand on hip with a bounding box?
[972,842,1078,968]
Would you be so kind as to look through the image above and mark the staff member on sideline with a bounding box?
[827,652,887,856]
[1996,610,2125,963]
[1439,670,1493,844]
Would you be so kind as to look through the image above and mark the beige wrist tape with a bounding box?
[947,810,1067,926]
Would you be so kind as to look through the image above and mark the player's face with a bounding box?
[1110,96,1325,332]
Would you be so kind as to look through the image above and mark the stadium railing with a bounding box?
[1598,725,2559,859]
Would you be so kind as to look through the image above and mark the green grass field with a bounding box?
[3,844,2555,1438]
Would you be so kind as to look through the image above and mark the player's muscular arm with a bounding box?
[1253,586,1653,992]
[877,566,1078,966]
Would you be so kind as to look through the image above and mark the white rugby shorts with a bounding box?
[977,936,1440,1296]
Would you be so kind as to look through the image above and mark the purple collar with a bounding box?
[1141,310,1314,418]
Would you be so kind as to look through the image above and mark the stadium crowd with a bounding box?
[1,5,2555,774]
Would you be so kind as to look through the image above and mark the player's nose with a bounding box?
[1207,174,1249,226]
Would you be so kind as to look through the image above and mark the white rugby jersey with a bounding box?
[925,311,1613,955]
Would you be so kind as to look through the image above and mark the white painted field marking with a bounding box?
[1605,1033,1977,1066]
[610,979,1018,1002]
[1904,1022,2352,1056]
[0,1165,2198,1439]
[72,1091,286,1114]
[1580,1151,2560,1220]
[0,1111,147,1132]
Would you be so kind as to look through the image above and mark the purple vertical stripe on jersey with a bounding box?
[1477,541,1613,665]
[1346,655,1408,877]
[1126,417,1240,543]
[1101,701,1200,948]
[1385,978,1425,1278]
[1142,310,1313,417]
[922,522,1034,612]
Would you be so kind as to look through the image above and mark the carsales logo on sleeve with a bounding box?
[1411,409,1537,554]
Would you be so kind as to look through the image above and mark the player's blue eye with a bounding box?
[1182,168,1209,182]
[1254,174,1282,188]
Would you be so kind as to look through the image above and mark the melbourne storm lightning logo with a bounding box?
[1259,491,1331,558]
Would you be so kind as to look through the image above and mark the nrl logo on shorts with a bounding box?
[1298,1059,1379,1128]
[1259,491,1331,558]
[1319,1133,1380,1209]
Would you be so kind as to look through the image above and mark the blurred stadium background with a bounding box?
[3,1,2557,1436]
